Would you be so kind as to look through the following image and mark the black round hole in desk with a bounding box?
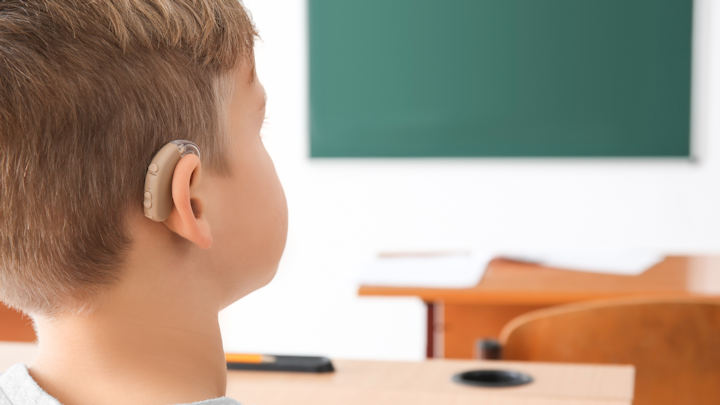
[452,369,533,388]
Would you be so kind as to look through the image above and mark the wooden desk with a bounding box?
[0,343,634,405]
[359,255,720,358]
[228,359,634,405]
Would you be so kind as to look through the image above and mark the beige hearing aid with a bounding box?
[143,140,201,221]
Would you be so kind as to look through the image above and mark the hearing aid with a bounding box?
[143,140,201,221]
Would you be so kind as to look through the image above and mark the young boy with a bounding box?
[0,1,287,404]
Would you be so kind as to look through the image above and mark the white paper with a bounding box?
[358,252,492,288]
[358,250,663,289]
[500,250,664,276]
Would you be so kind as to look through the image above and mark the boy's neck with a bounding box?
[29,265,227,405]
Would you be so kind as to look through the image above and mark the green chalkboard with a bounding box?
[309,0,692,158]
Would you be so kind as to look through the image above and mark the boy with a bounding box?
[0,1,288,404]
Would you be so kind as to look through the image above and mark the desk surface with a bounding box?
[0,343,633,405]
[359,255,720,305]
[227,358,634,405]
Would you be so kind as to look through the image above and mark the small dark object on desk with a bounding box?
[452,369,533,387]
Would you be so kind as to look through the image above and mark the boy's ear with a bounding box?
[163,154,213,249]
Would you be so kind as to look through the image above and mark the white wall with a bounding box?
[220,0,720,360]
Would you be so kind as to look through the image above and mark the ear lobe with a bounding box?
[164,154,213,249]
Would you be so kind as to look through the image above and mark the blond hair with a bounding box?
[0,0,256,315]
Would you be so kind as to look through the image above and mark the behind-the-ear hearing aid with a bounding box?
[143,140,201,221]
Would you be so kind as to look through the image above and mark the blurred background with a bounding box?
[218,0,720,361]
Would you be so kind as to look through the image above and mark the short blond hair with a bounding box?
[0,0,256,315]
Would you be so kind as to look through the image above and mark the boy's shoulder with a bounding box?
[0,364,242,405]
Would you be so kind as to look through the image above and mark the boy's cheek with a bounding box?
[205,175,287,300]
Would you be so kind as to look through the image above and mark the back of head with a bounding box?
[0,0,256,316]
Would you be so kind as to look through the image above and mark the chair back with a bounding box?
[0,303,35,342]
[499,297,720,405]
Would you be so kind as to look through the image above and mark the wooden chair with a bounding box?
[486,297,720,405]
[0,302,35,342]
